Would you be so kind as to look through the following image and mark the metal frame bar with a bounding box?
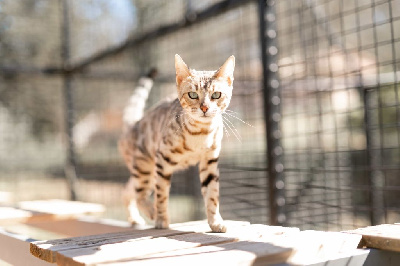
[258,0,285,225]
[61,0,78,201]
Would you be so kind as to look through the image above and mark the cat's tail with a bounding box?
[123,68,158,129]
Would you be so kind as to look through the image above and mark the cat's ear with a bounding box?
[215,55,235,86]
[175,54,190,86]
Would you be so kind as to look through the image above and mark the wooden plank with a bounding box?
[206,224,300,242]
[364,248,400,266]
[276,249,370,266]
[3,222,69,241]
[30,228,192,263]
[0,229,51,266]
[0,208,69,225]
[279,230,362,265]
[29,220,252,264]
[344,224,400,252]
[25,217,140,238]
[56,232,239,265]
[30,219,239,263]
[301,230,362,254]
[312,249,369,266]
[220,241,293,266]
[165,229,358,265]
[0,200,105,225]
[0,206,37,225]
[170,220,250,232]
[29,220,233,263]
[96,240,293,266]
[53,223,298,266]
[18,199,105,217]
[30,219,365,266]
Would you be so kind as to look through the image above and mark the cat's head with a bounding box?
[175,54,235,122]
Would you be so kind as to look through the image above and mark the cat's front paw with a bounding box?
[155,217,170,229]
[209,221,227,233]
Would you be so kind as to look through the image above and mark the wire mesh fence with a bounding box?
[276,0,400,230]
[0,0,399,230]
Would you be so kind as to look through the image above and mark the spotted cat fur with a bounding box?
[119,55,235,232]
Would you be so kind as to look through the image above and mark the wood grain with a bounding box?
[170,220,250,232]
[18,199,105,217]
[28,220,367,266]
[344,224,400,252]
[95,240,293,266]
[0,229,51,266]
[56,232,239,265]
[29,220,247,263]
[0,200,105,226]
[30,228,191,263]
[282,230,362,265]
[25,218,136,238]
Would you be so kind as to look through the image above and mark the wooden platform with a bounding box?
[0,199,105,225]
[29,220,366,266]
[0,199,107,266]
[345,223,400,252]
[2,200,399,265]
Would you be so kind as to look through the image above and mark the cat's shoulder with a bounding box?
[152,97,180,110]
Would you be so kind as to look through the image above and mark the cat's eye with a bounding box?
[188,92,198,99]
[211,92,221,99]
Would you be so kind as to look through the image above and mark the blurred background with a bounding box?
[0,0,399,231]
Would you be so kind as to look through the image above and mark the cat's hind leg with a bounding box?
[154,151,175,229]
[123,177,146,225]
[123,159,155,225]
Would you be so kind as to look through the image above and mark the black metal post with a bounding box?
[61,0,78,200]
[363,87,384,225]
[258,0,285,225]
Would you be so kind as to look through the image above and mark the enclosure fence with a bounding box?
[0,0,399,230]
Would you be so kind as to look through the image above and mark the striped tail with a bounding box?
[123,68,157,128]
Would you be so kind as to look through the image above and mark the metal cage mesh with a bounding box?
[277,0,400,230]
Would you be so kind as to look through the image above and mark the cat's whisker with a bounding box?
[224,109,242,117]
[222,116,241,139]
[221,120,231,137]
[225,109,239,114]
[223,120,241,143]
[223,112,254,128]
[222,116,241,142]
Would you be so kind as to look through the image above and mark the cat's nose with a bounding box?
[200,104,209,113]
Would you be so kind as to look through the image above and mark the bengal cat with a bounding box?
[119,54,235,232]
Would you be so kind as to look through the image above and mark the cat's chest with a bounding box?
[185,131,215,149]
[165,130,220,168]
[179,135,214,164]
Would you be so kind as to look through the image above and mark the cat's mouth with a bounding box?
[188,109,218,121]
[190,112,214,122]
[201,112,216,119]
